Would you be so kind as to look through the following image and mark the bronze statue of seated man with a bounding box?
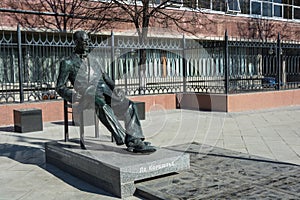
[56,31,156,153]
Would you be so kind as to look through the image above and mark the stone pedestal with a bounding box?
[13,108,43,133]
[45,138,190,198]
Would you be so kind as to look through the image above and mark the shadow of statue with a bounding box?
[0,142,114,196]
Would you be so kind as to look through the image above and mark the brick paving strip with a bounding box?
[135,142,300,199]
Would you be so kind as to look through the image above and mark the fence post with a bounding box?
[124,56,128,95]
[17,24,24,103]
[224,30,229,94]
[276,33,281,90]
[111,31,115,81]
[182,34,187,93]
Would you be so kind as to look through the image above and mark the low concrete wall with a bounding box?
[0,100,64,127]
[2,91,299,126]
[176,93,227,112]
[176,89,300,112]
[0,94,177,126]
[227,89,300,112]
[129,94,176,112]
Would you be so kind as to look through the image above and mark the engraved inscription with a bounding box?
[139,161,175,173]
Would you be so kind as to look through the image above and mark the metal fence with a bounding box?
[1,27,300,104]
[227,34,300,93]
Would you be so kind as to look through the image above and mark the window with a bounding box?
[240,0,250,14]
[274,4,283,17]
[282,0,292,5]
[251,1,261,15]
[249,0,300,20]
[284,5,293,19]
[197,0,226,11]
[152,0,161,4]
[262,2,272,17]
[227,0,241,12]
[183,0,300,20]
[184,0,197,8]
[213,0,226,12]
[198,0,211,9]
[294,7,300,19]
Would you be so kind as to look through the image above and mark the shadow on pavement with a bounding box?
[0,126,15,133]
[51,120,74,126]
[166,143,299,167]
[0,143,114,197]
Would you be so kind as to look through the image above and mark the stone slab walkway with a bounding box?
[0,106,300,199]
[135,143,300,199]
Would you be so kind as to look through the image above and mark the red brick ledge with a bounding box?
[0,100,64,127]
[0,94,177,126]
[176,89,300,112]
[227,89,300,112]
[2,91,300,126]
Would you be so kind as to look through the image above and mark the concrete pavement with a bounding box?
[0,106,299,199]
[142,105,300,165]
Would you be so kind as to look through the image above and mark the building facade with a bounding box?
[1,0,300,40]
[0,0,300,105]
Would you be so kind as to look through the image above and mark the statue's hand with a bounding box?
[73,92,82,103]
[102,72,115,90]
[112,88,125,102]
[85,85,96,96]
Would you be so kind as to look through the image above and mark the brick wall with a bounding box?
[1,0,300,41]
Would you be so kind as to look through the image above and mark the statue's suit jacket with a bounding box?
[56,53,116,105]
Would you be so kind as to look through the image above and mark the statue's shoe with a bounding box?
[125,135,152,147]
[126,137,156,154]
[115,139,124,146]
[143,141,152,146]
[126,144,156,154]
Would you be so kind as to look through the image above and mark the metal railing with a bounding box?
[226,33,300,93]
[1,26,300,104]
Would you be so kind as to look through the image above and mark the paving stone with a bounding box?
[1,107,300,199]
[136,143,300,199]
[209,186,297,199]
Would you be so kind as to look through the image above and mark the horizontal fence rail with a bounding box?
[1,27,300,104]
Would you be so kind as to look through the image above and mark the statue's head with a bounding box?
[73,31,90,55]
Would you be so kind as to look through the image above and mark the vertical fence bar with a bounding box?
[138,48,146,95]
[124,59,128,94]
[182,34,187,93]
[17,24,24,103]
[138,51,142,94]
[277,33,281,90]
[224,30,229,94]
[111,31,115,81]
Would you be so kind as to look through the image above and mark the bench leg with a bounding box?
[64,100,69,142]
[80,110,86,149]
[94,112,113,142]
[94,112,99,138]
